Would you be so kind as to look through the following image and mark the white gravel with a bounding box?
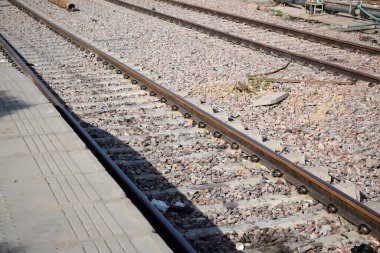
[14,0,380,201]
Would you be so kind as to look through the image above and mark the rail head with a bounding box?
[7,0,380,240]
[0,14,196,253]
[104,0,380,83]
[155,0,380,54]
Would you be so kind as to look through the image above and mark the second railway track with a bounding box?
[1,0,380,252]
[102,0,380,83]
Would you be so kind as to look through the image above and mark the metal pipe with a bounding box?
[277,0,380,18]
[48,0,75,10]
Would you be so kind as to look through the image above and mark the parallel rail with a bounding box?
[105,0,380,83]
[8,0,380,243]
[0,12,196,253]
[155,0,380,54]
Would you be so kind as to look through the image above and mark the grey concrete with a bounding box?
[334,182,361,201]
[0,67,172,253]
[283,152,306,165]
[252,92,289,106]
[366,200,380,213]
[305,166,331,183]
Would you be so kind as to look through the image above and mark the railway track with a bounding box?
[103,0,380,83]
[140,0,380,54]
[1,0,380,252]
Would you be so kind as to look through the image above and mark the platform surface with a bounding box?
[0,66,172,253]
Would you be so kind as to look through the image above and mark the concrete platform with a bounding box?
[0,67,172,253]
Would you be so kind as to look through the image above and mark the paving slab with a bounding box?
[0,154,41,181]
[252,92,289,106]
[334,181,361,201]
[305,166,331,182]
[0,67,172,252]
[284,152,306,165]
[366,200,380,212]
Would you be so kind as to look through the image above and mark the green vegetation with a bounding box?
[269,8,284,17]
[234,77,271,94]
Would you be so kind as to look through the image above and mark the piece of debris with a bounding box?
[252,92,289,106]
[174,201,185,208]
[236,243,245,251]
[249,61,291,78]
[151,199,169,212]
[169,201,194,214]
[359,35,378,44]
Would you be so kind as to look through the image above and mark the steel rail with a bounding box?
[105,0,380,83]
[9,0,380,239]
[0,31,196,253]
[155,0,380,55]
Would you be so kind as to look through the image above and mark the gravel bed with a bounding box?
[2,3,379,252]
[186,214,363,252]
[118,152,249,183]
[187,80,380,201]
[167,201,315,229]
[16,1,379,201]
[117,0,380,75]
[176,0,380,45]
[21,0,350,86]
[150,181,293,205]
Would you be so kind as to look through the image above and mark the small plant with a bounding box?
[234,82,255,93]
[250,77,271,92]
[234,77,271,94]
[269,8,284,17]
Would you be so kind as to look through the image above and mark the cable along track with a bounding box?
[2,0,380,252]
[104,0,380,83]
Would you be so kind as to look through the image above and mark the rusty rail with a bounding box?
[8,0,380,240]
[155,0,380,54]
[105,0,380,83]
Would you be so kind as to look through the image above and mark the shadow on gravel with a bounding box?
[75,119,240,252]
[0,242,25,253]
[71,112,298,253]
[0,90,29,119]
